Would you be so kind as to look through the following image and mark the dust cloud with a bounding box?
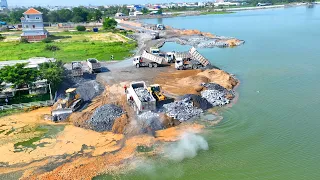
[164,132,209,162]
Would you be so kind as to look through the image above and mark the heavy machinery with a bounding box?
[71,61,83,77]
[175,47,211,70]
[133,51,165,68]
[148,84,166,101]
[87,58,101,74]
[51,88,82,121]
[126,81,156,114]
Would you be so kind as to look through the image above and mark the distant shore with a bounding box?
[116,3,318,20]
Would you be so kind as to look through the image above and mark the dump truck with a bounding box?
[126,81,156,114]
[51,88,82,122]
[147,84,166,101]
[133,51,165,68]
[175,47,211,70]
[71,61,83,77]
[87,58,101,74]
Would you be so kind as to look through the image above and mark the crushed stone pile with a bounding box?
[87,104,124,132]
[163,98,203,122]
[179,94,213,110]
[137,111,164,132]
[52,113,71,122]
[201,83,230,107]
[76,80,104,102]
[134,87,154,102]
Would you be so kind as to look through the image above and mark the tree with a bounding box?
[141,8,149,14]
[103,17,118,30]
[38,61,65,90]
[72,7,89,22]
[157,8,163,15]
[76,25,86,31]
[57,9,73,22]
[0,64,38,88]
[88,9,103,22]
[9,8,27,24]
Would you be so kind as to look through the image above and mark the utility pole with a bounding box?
[48,83,53,101]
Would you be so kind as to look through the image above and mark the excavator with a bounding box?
[147,84,166,101]
[51,88,82,122]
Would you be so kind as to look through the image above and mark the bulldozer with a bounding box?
[51,88,82,122]
[147,84,166,101]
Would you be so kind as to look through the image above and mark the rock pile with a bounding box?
[179,94,212,110]
[87,104,124,132]
[137,111,164,132]
[163,98,203,122]
[134,87,154,102]
[201,83,230,107]
[76,80,104,102]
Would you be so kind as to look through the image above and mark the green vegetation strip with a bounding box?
[0,109,24,118]
[200,11,234,15]
[0,41,137,62]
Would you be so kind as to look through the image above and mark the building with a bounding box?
[0,0,8,9]
[115,12,125,17]
[21,8,48,41]
[129,11,143,17]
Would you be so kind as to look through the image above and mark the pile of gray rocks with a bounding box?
[76,80,104,102]
[137,111,163,132]
[87,104,124,132]
[134,87,154,102]
[163,98,203,122]
[201,83,230,107]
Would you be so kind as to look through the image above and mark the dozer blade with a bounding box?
[51,109,73,116]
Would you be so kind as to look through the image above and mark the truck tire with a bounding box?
[136,64,140,68]
[153,63,158,68]
[149,63,153,68]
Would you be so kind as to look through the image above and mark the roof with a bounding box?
[23,8,42,15]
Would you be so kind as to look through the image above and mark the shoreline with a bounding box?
[115,3,317,20]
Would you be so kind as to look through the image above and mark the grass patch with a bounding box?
[0,31,137,62]
[136,145,154,152]
[0,93,51,105]
[13,125,65,152]
[200,11,234,15]
[0,109,24,118]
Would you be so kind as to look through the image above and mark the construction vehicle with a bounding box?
[87,58,101,74]
[156,24,165,30]
[150,47,160,55]
[126,81,156,114]
[151,32,159,39]
[71,61,83,77]
[175,47,211,70]
[133,51,165,68]
[51,88,82,122]
[147,84,166,101]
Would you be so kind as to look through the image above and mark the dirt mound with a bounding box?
[198,69,238,90]
[112,114,130,134]
[179,75,209,86]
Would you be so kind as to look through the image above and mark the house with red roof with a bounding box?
[21,8,48,41]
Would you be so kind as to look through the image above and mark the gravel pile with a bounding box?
[76,80,104,102]
[163,98,203,122]
[202,83,228,93]
[201,90,230,107]
[87,104,124,132]
[179,94,212,110]
[137,111,163,132]
[134,87,154,102]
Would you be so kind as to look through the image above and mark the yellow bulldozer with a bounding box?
[147,84,166,101]
[51,88,82,122]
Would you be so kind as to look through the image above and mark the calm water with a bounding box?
[99,6,320,180]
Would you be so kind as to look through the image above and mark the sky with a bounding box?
[8,0,199,6]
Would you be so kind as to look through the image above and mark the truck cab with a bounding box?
[150,47,160,55]
[132,56,142,67]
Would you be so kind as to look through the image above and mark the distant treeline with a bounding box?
[0,6,129,24]
[248,0,315,5]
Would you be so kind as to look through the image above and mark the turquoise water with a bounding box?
[99,6,320,180]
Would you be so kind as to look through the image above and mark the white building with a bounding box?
[129,11,143,17]
[21,8,48,41]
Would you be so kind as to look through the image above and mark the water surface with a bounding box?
[100,6,320,180]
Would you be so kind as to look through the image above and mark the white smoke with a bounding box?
[164,132,209,162]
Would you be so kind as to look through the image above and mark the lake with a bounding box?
[98,5,320,180]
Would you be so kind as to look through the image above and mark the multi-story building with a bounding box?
[0,0,8,9]
[20,8,48,41]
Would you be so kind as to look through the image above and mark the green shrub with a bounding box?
[45,44,60,51]
[20,38,29,43]
[42,37,53,43]
[0,34,5,41]
[76,25,86,31]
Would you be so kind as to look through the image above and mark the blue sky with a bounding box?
[8,0,198,6]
